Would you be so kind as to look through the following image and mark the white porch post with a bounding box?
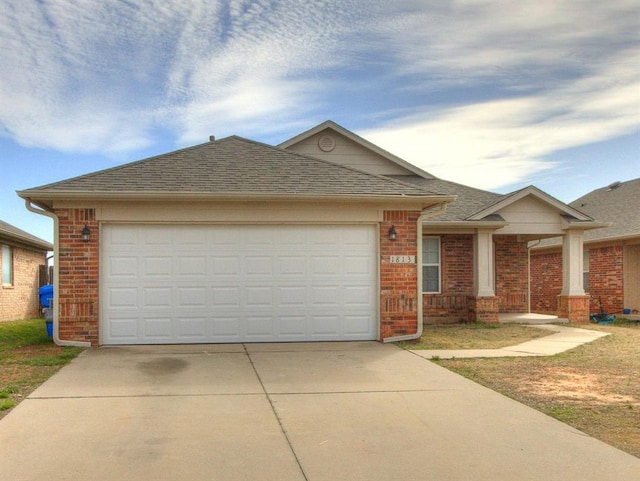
[474,229,495,297]
[561,229,585,296]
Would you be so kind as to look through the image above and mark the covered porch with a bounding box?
[421,187,607,325]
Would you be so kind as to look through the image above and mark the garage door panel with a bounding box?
[245,316,275,337]
[343,286,374,306]
[310,256,340,275]
[142,257,172,278]
[176,317,207,338]
[212,257,241,276]
[212,287,240,307]
[101,225,377,344]
[177,287,207,307]
[107,257,138,278]
[310,315,339,337]
[211,317,242,338]
[244,256,273,276]
[311,286,340,306]
[245,287,273,307]
[108,317,138,340]
[144,317,173,338]
[343,315,373,336]
[107,288,138,309]
[143,288,173,307]
[279,256,306,275]
[344,256,374,276]
[278,316,307,337]
[278,286,306,306]
[177,257,207,277]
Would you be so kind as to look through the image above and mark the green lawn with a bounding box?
[0,318,84,419]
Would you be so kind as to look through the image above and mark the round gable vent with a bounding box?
[318,135,336,152]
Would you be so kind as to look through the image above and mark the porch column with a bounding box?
[558,229,590,323]
[561,230,585,296]
[474,229,495,297]
[472,229,498,322]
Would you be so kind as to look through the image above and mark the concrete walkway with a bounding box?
[1,341,638,480]
[410,324,610,360]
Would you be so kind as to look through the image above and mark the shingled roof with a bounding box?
[0,220,52,251]
[386,176,503,221]
[570,178,640,242]
[534,177,639,248]
[18,136,446,205]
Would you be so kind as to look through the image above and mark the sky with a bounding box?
[1,0,638,244]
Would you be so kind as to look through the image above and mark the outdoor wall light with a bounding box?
[388,225,397,241]
[81,225,91,242]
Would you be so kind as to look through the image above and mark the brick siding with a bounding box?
[589,245,624,314]
[380,211,420,339]
[494,235,529,313]
[423,234,473,323]
[56,208,99,345]
[0,245,47,322]
[423,234,529,323]
[531,244,624,316]
[530,249,562,314]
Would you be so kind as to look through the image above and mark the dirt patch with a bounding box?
[519,367,638,405]
[434,323,640,458]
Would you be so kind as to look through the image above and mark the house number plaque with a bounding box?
[389,255,416,264]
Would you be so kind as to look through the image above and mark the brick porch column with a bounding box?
[558,229,589,323]
[472,229,498,322]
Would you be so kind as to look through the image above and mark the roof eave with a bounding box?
[19,190,456,207]
[0,231,53,251]
[561,219,611,231]
[423,220,509,229]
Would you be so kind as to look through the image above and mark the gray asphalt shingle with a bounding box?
[0,220,52,251]
[570,178,640,242]
[20,136,439,198]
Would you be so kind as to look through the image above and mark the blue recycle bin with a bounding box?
[39,285,54,338]
[39,285,53,308]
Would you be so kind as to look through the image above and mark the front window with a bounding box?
[2,245,13,286]
[583,250,590,292]
[422,236,441,293]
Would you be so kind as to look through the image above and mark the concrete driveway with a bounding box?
[1,342,638,480]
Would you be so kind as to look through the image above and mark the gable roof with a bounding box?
[18,135,451,208]
[531,178,638,249]
[467,185,593,222]
[280,121,606,231]
[278,120,436,179]
[0,220,52,252]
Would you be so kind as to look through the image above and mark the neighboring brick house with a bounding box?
[18,121,604,347]
[531,178,640,317]
[0,220,53,322]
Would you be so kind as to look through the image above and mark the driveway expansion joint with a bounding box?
[243,344,310,481]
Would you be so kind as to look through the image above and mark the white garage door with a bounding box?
[101,224,378,344]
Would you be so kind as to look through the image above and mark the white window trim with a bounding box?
[422,236,441,294]
[583,249,590,293]
[2,244,14,287]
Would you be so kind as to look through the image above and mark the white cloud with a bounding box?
[372,0,639,85]
[363,49,640,190]
[0,0,637,193]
